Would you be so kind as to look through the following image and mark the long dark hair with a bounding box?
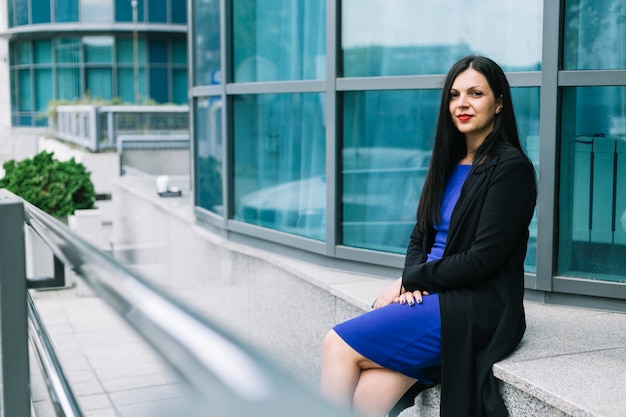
[416,55,522,232]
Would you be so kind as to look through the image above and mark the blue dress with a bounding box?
[333,164,471,383]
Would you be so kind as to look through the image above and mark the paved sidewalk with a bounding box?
[29,286,193,417]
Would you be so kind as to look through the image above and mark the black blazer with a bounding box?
[402,145,537,417]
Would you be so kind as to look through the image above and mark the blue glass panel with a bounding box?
[8,0,14,27]
[34,69,53,112]
[149,39,167,63]
[18,69,32,111]
[115,0,132,21]
[558,86,626,282]
[14,0,28,25]
[564,0,626,70]
[117,68,145,102]
[193,0,220,86]
[172,40,187,64]
[55,0,79,22]
[149,67,168,102]
[342,0,542,77]
[56,68,81,100]
[116,39,134,63]
[148,0,166,22]
[34,40,53,64]
[86,68,113,100]
[172,69,187,105]
[84,37,114,63]
[342,90,438,253]
[80,0,114,23]
[55,38,81,64]
[195,97,223,215]
[32,0,52,23]
[172,0,186,23]
[232,0,326,82]
[233,93,327,240]
[17,41,31,65]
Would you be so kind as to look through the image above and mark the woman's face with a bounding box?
[449,68,502,143]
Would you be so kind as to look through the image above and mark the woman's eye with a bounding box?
[450,92,459,98]
[470,91,483,97]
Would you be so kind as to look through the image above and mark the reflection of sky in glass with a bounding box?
[81,0,114,23]
[343,0,543,69]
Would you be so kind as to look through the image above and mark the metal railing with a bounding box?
[0,189,346,417]
[49,105,189,152]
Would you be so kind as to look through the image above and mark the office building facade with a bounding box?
[3,0,188,127]
[199,1,624,309]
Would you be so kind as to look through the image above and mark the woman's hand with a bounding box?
[371,278,404,309]
[394,290,429,306]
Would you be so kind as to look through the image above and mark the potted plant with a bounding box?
[0,150,95,218]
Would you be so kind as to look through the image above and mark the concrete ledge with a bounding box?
[111,175,626,417]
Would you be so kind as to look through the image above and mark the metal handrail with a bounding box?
[0,190,348,416]
[27,291,84,417]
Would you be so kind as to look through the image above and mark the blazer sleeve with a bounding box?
[403,223,428,270]
[402,155,537,293]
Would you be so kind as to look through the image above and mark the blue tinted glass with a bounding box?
[19,70,32,111]
[117,68,145,102]
[34,69,53,111]
[115,0,132,21]
[233,93,327,240]
[148,0,166,22]
[232,0,326,82]
[172,0,186,23]
[195,97,223,215]
[172,69,187,104]
[193,0,220,86]
[564,0,626,70]
[149,67,168,102]
[86,68,113,99]
[17,41,31,65]
[55,0,79,22]
[172,40,187,64]
[512,87,541,273]
[149,39,167,63]
[342,0,542,77]
[342,90,438,253]
[559,87,626,282]
[32,0,52,23]
[84,37,114,63]
[34,40,53,64]
[56,68,81,100]
[14,0,28,25]
[55,38,81,64]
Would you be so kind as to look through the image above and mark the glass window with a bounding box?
[55,0,79,22]
[341,90,438,253]
[149,39,168,63]
[34,68,53,111]
[34,40,53,64]
[233,93,327,240]
[86,68,113,99]
[18,69,32,111]
[172,40,187,65]
[193,0,220,86]
[232,0,326,82]
[14,0,29,25]
[115,0,135,21]
[512,87,541,273]
[195,97,223,215]
[84,37,114,63]
[558,86,626,283]
[148,0,166,22]
[341,88,540,264]
[342,0,542,77]
[55,38,81,64]
[149,67,168,102]
[17,41,31,65]
[172,69,187,104]
[80,0,114,23]
[32,0,52,23]
[117,68,146,102]
[56,68,81,100]
[172,0,186,23]
[116,38,146,64]
[564,0,626,70]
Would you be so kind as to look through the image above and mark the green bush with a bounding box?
[0,151,96,218]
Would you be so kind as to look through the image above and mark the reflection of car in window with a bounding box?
[235,147,432,243]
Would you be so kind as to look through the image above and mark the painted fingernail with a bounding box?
[417,299,422,304]
[408,301,414,306]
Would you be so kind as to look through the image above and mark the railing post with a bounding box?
[0,193,30,417]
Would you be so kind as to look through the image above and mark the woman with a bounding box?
[320,55,537,417]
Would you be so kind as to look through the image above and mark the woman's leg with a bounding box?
[320,330,417,417]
